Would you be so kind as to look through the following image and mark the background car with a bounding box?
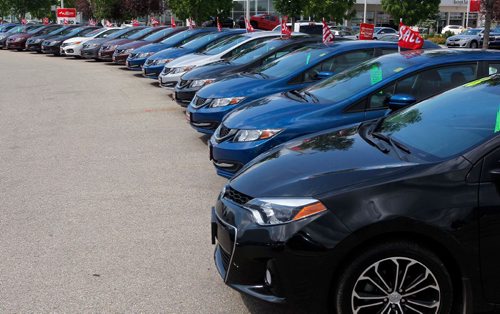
[211,74,500,313]
[41,26,101,55]
[483,30,500,49]
[442,24,465,34]
[61,27,120,57]
[98,26,163,61]
[250,14,280,30]
[26,25,80,52]
[6,24,62,51]
[272,22,323,35]
[446,28,484,48]
[0,24,43,49]
[0,23,18,33]
[209,49,500,178]
[80,27,143,59]
[112,27,187,65]
[356,26,398,40]
[202,17,234,28]
[159,31,283,88]
[174,37,321,106]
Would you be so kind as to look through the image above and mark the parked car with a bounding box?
[442,24,465,35]
[41,26,101,55]
[97,26,163,61]
[208,49,500,178]
[211,73,500,313]
[484,31,500,49]
[373,36,443,49]
[0,24,43,49]
[142,29,245,78]
[60,27,120,57]
[158,31,283,88]
[174,37,321,106]
[5,24,62,50]
[272,22,323,35]
[188,41,405,136]
[202,17,234,28]
[250,14,280,30]
[80,27,144,59]
[446,28,484,48]
[26,25,80,52]
[125,28,215,70]
[356,27,398,40]
[112,27,187,65]
[0,23,18,33]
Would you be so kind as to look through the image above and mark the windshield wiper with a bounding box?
[372,132,412,157]
[302,90,319,103]
[359,126,389,154]
[287,90,308,102]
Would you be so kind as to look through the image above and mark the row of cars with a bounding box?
[6,22,500,313]
[446,26,500,49]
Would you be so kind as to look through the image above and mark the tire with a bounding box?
[333,241,453,314]
[470,41,478,49]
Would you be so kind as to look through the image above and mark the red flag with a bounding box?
[171,16,176,28]
[398,21,424,50]
[188,17,194,30]
[131,19,140,27]
[322,18,334,44]
[281,16,291,38]
[217,17,222,32]
[105,20,113,27]
[245,18,254,32]
[150,17,159,27]
[21,18,27,25]
[63,19,68,25]
[43,17,49,25]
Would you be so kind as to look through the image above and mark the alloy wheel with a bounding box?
[351,257,440,313]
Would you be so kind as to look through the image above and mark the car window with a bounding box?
[79,28,96,36]
[381,48,398,55]
[144,28,176,41]
[128,27,154,40]
[261,46,298,64]
[229,40,282,64]
[489,63,500,75]
[119,28,142,39]
[223,37,274,58]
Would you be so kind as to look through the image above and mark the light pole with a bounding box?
[60,0,64,8]
[363,0,367,23]
[466,0,470,28]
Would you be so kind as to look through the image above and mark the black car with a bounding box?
[26,25,79,52]
[81,26,146,59]
[174,36,319,105]
[211,74,500,313]
[41,26,100,55]
[202,16,234,28]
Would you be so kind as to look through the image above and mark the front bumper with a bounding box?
[113,53,129,64]
[126,57,146,70]
[187,103,238,135]
[26,42,42,51]
[174,85,200,107]
[6,40,26,49]
[159,72,183,88]
[0,38,8,48]
[98,49,114,61]
[142,64,164,78]
[41,44,62,54]
[446,40,468,48]
[211,196,343,307]
[81,47,99,59]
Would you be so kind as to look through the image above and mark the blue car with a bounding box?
[0,23,17,33]
[209,49,500,178]
[188,41,408,135]
[142,28,246,78]
[126,28,216,70]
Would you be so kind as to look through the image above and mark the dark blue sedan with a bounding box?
[209,49,500,178]
[126,28,216,70]
[142,29,246,78]
[188,41,407,135]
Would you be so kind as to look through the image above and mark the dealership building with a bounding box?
[231,0,479,28]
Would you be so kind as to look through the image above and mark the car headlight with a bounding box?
[209,97,245,108]
[233,129,282,142]
[51,41,60,45]
[190,79,215,88]
[124,48,133,54]
[35,39,43,43]
[138,52,154,58]
[14,37,24,42]
[154,58,174,65]
[172,65,195,74]
[73,41,82,45]
[243,197,327,225]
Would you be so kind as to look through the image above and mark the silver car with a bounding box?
[446,28,483,48]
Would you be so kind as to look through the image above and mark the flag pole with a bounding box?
[466,0,470,28]
[398,18,402,53]
[363,0,367,23]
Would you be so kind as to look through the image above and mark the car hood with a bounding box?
[230,127,422,197]
[166,53,214,68]
[85,38,108,46]
[64,36,90,44]
[149,47,195,60]
[9,33,30,39]
[134,42,175,54]
[105,38,133,46]
[117,40,148,50]
[448,34,478,40]
[197,73,278,99]
[182,61,242,80]
[223,93,326,129]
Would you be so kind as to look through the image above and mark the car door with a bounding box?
[364,63,479,120]
[478,143,500,302]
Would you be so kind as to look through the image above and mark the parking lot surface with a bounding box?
[0,50,302,313]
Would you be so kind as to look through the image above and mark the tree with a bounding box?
[481,0,500,49]
[168,0,232,23]
[304,0,356,23]
[381,0,440,26]
[273,0,308,20]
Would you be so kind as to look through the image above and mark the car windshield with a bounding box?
[106,28,133,39]
[65,27,86,37]
[7,26,24,33]
[28,26,44,34]
[377,76,500,159]
[144,28,175,41]
[229,39,284,64]
[251,47,327,79]
[181,32,227,50]
[48,27,68,36]
[127,27,154,40]
[85,28,105,37]
[159,30,201,44]
[462,29,482,35]
[202,34,248,55]
[307,53,417,103]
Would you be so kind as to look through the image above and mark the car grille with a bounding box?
[115,49,124,54]
[162,67,172,75]
[129,52,138,58]
[220,246,231,270]
[191,96,209,109]
[214,124,237,142]
[179,79,191,88]
[145,59,154,66]
[224,186,252,205]
[82,43,90,49]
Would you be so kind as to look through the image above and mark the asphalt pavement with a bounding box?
[0,50,303,313]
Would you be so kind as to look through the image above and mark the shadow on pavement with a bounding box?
[240,294,310,314]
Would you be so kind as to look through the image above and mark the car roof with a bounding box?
[379,49,500,67]
[241,31,282,38]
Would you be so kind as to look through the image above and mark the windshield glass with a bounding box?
[7,26,24,33]
[95,28,119,38]
[28,26,44,34]
[85,28,104,37]
[47,27,68,36]
[463,29,482,35]
[307,53,417,103]
[160,30,201,44]
[144,28,176,41]
[378,76,500,159]
[180,32,226,50]
[128,27,153,40]
[106,28,133,39]
[252,47,326,79]
[230,39,284,64]
[65,27,86,37]
[202,34,248,55]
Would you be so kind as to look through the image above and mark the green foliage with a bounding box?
[273,0,308,18]
[273,0,356,22]
[169,0,233,22]
[381,0,440,26]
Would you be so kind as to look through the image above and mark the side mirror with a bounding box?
[315,71,335,80]
[490,169,500,181]
[387,94,417,111]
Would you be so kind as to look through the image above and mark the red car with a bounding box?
[250,14,279,30]
[6,24,62,51]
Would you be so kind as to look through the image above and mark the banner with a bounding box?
[398,22,424,50]
[359,23,375,40]
[470,0,481,12]
[56,8,77,25]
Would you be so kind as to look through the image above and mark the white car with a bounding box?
[158,31,284,88]
[442,25,465,35]
[60,27,120,57]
